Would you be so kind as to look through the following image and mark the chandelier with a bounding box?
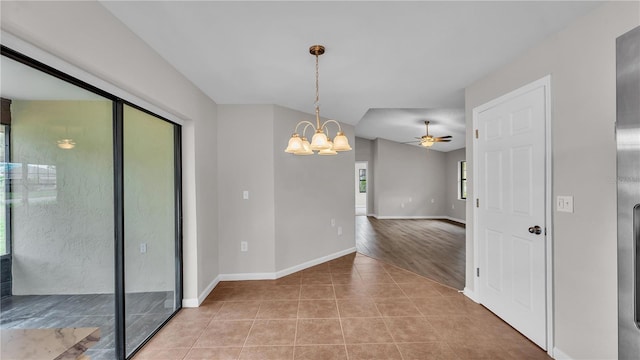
[284,45,352,155]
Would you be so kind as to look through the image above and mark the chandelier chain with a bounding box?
[283,44,351,155]
[315,54,320,108]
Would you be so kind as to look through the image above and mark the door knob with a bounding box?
[528,225,542,235]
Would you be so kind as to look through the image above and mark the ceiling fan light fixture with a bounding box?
[409,120,452,148]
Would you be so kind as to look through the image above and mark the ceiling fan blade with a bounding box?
[434,138,452,142]
[438,135,453,139]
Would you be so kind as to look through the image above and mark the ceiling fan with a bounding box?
[406,121,452,147]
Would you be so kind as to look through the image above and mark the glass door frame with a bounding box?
[1,45,184,360]
[0,121,12,299]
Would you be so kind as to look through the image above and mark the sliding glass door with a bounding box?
[0,47,182,360]
[0,54,117,359]
[123,105,180,356]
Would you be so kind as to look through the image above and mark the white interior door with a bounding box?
[474,78,548,349]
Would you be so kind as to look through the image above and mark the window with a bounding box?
[359,169,366,193]
[459,161,467,200]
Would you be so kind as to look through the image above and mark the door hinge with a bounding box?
[475,129,479,139]
[476,198,479,208]
[476,268,480,277]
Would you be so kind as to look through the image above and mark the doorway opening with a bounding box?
[355,161,367,216]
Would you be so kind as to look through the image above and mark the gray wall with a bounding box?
[217,105,276,274]
[1,1,220,303]
[372,139,379,215]
[444,148,466,222]
[465,2,639,358]
[358,136,465,222]
[373,138,447,218]
[274,105,356,271]
[217,105,356,274]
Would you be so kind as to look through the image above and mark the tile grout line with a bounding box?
[292,292,301,360]
[138,253,548,359]
[378,264,408,360]
[336,282,350,360]
[181,300,226,359]
[237,303,259,359]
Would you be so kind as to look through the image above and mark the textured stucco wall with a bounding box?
[123,105,176,293]
[11,100,177,295]
[12,100,115,295]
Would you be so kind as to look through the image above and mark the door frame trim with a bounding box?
[471,75,553,355]
[355,161,368,215]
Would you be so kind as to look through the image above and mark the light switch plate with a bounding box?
[243,190,249,200]
[557,196,574,213]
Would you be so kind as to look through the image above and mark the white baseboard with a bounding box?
[181,247,357,307]
[219,272,276,281]
[182,274,221,308]
[552,347,573,360]
[182,298,199,308]
[275,247,357,278]
[444,216,466,225]
[372,215,466,225]
[463,287,479,303]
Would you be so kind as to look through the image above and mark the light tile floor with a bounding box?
[134,253,550,360]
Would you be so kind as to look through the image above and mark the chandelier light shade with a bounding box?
[284,45,352,156]
[332,131,352,151]
[284,134,303,153]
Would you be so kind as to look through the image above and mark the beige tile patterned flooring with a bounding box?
[134,253,550,360]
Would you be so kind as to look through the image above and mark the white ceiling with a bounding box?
[100,1,601,152]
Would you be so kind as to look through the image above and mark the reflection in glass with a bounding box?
[123,105,177,356]
[0,126,8,256]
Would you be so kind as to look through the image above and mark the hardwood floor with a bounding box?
[356,216,466,290]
